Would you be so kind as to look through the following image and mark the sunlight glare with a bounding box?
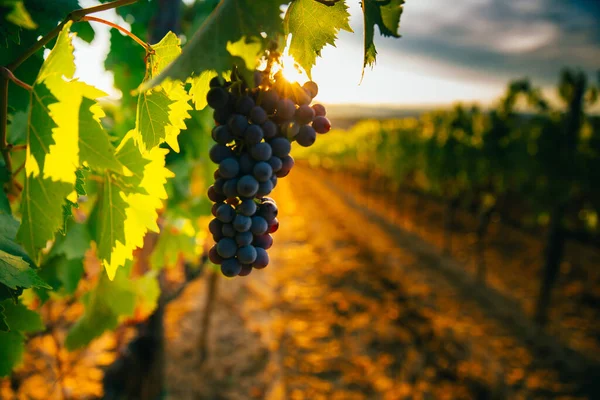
[272,35,309,84]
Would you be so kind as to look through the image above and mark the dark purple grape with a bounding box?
[238,153,254,175]
[221,223,236,238]
[237,245,257,264]
[251,216,268,235]
[256,180,274,197]
[293,85,312,106]
[221,258,242,277]
[312,116,331,134]
[270,175,278,188]
[276,99,296,120]
[238,264,253,276]
[282,122,300,140]
[209,76,223,88]
[237,175,259,198]
[312,104,326,117]
[207,185,226,202]
[223,178,239,198]
[268,157,282,172]
[233,214,252,232]
[208,245,223,264]
[211,202,222,217]
[228,114,248,137]
[214,169,221,180]
[277,155,295,177]
[207,87,229,109]
[260,197,275,203]
[217,237,237,258]
[209,218,223,236]
[253,162,273,183]
[250,142,272,161]
[216,203,235,223]
[236,95,255,116]
[250,106,268,124]
[218,157,239,179]
[213,108,231,125]
[258,201,278,221]
[244,124,264,145]
[296,125,316,147]
[209,144,233,164]
[213,125,234,145]
[268,218,279,233]
[295,105,315,125]
[236,231,253,246]
[254,247,269,269]
[254,71,264,87]
[226,197,240,206]
[238,198,257,216]
[262,120,278,139]
[261,90,279,114]
[214,178,225,194]
[270,137,291,158]
[253,234,273,250]
[303,81,319,98]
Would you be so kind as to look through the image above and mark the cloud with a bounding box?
[361,0,600,85]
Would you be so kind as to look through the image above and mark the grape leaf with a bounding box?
[0,300,44,332]
[66,265,158,350]
[134,32,192,152]
[188,70,218,110]
[93,136,173,279]
[362,0,405,72]
[18,175,73,257]
[0,331,24,376]
[284,0,352,78]
[3,1,37,29]
[135,89,174,151]
[0,249,50,290]
[142,0,287,90]
[65,271,135,350]
[150,218,198,270]
[78,97,124,172]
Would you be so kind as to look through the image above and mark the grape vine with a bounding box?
[0,0,406,381]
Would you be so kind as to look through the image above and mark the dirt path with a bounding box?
[164,166,598,399]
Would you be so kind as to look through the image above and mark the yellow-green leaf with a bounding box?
[284,0,352,78]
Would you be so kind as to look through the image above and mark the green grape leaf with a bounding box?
[0,331,25,376]
[26,81,59,173]
[150,218,198,270]
[60,198,78,235]
[135,89,174,151]
[3,1,37,30]
[93,136,173,279]
[362,0,405,72]
[188,70,218,110]
[18,175,73,257]
[51,221,91,261]
[0,300,44,333]
[132,271,160,316]
[78,97,123,172]
[66,266,141,350]
[284,0,352,77]
[0,249,50,290]
[141,0,287,90]
[134,32,192,152]
[75,168,86,196]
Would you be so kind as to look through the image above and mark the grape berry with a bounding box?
[207,67,331,277]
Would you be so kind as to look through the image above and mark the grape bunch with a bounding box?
[206,67,331,277]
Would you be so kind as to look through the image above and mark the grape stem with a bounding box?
[81,16,153,53]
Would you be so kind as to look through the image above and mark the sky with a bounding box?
[73,0,600,107]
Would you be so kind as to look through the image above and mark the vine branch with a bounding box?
[7,0,139,71]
